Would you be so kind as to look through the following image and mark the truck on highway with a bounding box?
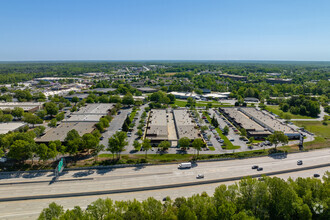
[178,162,192,169]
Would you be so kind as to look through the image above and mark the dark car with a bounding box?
[314,174,320,178]
[257,167,263,171]
[252,165,258,169]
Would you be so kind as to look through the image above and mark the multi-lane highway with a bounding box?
[0,149,329,219]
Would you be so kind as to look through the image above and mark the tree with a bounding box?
[178,137,190,150]
[268,131,289,150]
[12,107,24,118]
[223,126,229,135]
[36,110,47,119]
[23,113,43,127]
[48,118,57,127]
[133,140,141,151]
[45,102,58,116]
[91,144,105,162]
[200,125,208,133]
[122,121,129,132]
[142,138,151,159]
[7,140,33,162]
[240,128,247,137]
[122,93,134,106]
[34,126,45,137]
[167,94,176,104]
[192,138,204,158]
[65,129,82,156]
[107,131,127,160]
[38,202,64,220]
[82,133,100,152]
[158,141,170,151]
[71,96,79,104]
[211,115,219,127]
[55,112,65,121]
[137,129,143,137]
[1,114,13,122]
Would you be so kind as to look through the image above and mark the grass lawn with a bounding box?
[173,100,232,108]
[279,121,330,152]
[293,121,330,139]
[265,105,315,119]
[209,146,215,151]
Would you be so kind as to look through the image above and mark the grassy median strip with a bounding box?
[203,111,240,150]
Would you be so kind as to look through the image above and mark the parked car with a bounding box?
[229,138,234,142]
[127,132,132,137]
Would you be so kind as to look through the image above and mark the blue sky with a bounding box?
[0,0,329,61]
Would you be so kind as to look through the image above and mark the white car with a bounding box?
[127,132,132,137]
[196,174,204,179]
[297,160,303,165]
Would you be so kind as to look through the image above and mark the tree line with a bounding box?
[39,173,330,219]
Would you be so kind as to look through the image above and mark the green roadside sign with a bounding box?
[58,158,64,172]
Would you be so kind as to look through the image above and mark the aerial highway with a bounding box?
[0,149,329,219]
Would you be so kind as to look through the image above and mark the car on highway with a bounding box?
[314,174,320,178]
[257,167,263,171]
[297,160,303,165]
[252,165,259,169]
[196,174,204,179]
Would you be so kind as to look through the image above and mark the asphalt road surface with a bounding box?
[0,149,329,219]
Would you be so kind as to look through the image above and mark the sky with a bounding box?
[0,0,330,61]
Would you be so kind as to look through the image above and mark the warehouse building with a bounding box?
[0,102,43,112]
[145,109,169,145]
[0,122,26,134]
[220,107,300,139]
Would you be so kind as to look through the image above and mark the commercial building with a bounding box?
[168,92,200,100]
[220,107,271,139]
[266,78,292,84]
[220,107,300,139]
[173,109,200,140]
[137,87,158,93]
[64,103,113,122]
[0,102,43,112]
[0,122,26,134]
[37,104,114,143]
[145,109,169,144]
[35,122,95,143]
[219,74,247,81]
[145,109,200,146]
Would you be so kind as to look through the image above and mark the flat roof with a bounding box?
[0,102,43,111]
[173,109,199,140]
[73,103,113,115]
[35,122,95,142]
[64,115,103,122]
[222,107,264,131]
[239,108,299,134]
[0,122,25,134]
[146,109,168,139]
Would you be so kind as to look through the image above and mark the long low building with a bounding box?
[0,122,26,134]
[173,109,200,140]
[146,109,168,144]
[0,102,43,112]
[220,107,271,139]
[220,107,300,139]
[35,122,95,143]
[145,109,200,146]
[239,108,300,139]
